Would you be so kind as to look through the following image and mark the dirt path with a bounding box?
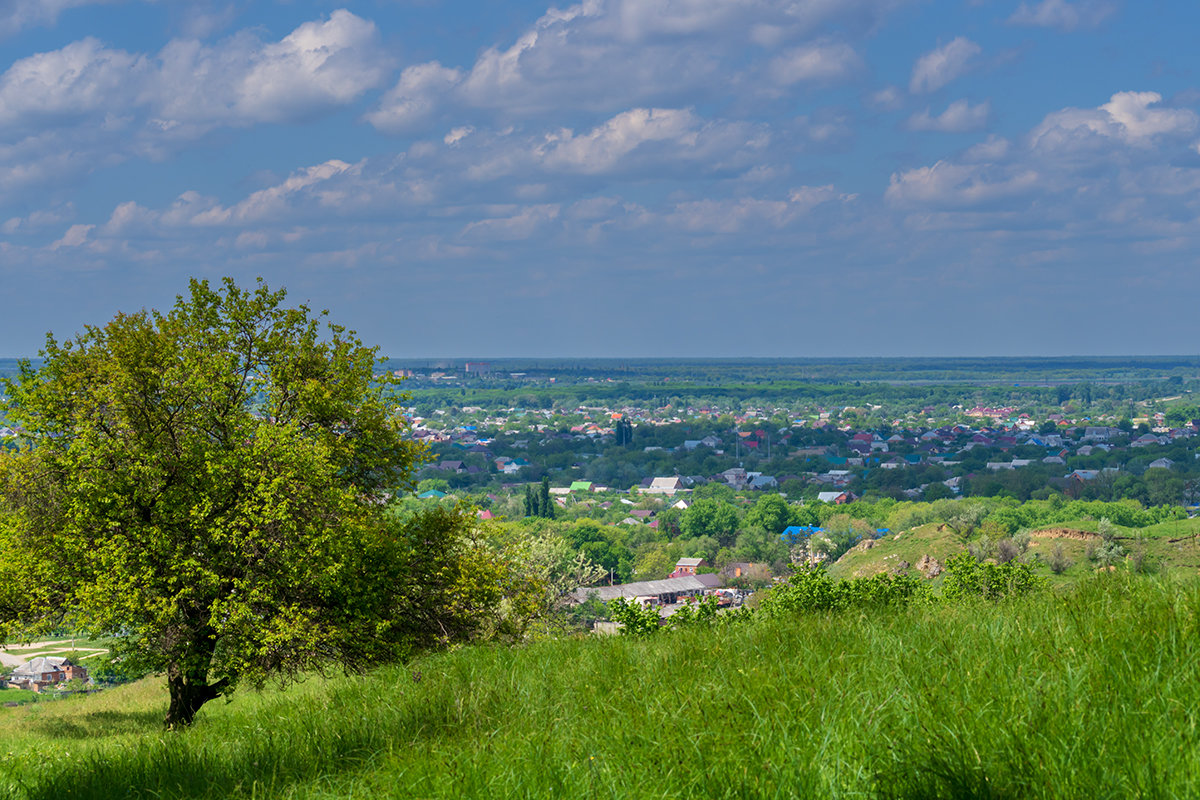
[0,642,109,668]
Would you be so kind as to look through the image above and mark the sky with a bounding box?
[0,0,1197,358]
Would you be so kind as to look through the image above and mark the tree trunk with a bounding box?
[164,661,226,729]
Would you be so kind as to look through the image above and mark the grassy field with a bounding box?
[827,517,1200,587]
[0,573,1198,799]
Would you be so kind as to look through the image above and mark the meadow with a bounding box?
[0,573,1197,799]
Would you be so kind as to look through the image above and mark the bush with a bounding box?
[606,598,662,636]
[995,538,1020,564]
[1047,542,1073,575]
[1095,541,1126,568]
[940,552,1045,601]
[759,566,931,616]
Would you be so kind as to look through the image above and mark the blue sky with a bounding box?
[1,0,1197,357]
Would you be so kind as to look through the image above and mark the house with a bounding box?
[817,491,855,504]
[10,657,89,692]
[569,481,594,492]
[720,468,748,488]
[670,557,707,578]
[645,476,684,495]
[748,474,778,490]
[1148,458,1175,470]
[568,574,723,606]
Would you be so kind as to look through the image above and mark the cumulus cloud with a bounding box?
[405,107,770,184]
[886,161,1039,208]
[0,11,384,137]
[1032,91,1198,148]
[367,0,905,132]
[887,88,1200,241]
[768,40,862,86]
[363,62,464,134]
[233,10,386,123]
[538,108,704,173]
[907,99,991,132]
[1008,0,1116,31]
[910,37,980,94]
[49,223,93,249]
[0,10,387,205]
[0,38,142,129]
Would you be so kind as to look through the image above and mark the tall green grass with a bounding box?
[1,574,1198,799]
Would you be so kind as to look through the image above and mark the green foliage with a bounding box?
[680,497,739,545]
[606,598,661,636]
[0,278,490,728]
[538,476,554,519]
[759,566,932,615]
[90,653,151,685]
[939,551,1045,601]
[665,595,721,628]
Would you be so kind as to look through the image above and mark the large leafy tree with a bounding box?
[0,278,501,727]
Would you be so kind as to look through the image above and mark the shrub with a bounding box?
[758,566,931,616]
[667,595,721,629]
[939,552,1045,601]
[1095,541,1126,568]
[606,598,662,636]
[995,538,1020,564]
[1047,542,1073,575]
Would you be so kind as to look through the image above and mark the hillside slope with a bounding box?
[1,575,1198,798]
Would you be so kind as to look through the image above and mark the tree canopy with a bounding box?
[0,278,500,727]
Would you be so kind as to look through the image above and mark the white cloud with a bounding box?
[2,205,72,234]
[363,62,464,134]
[234,10,386,123]
[768,40,862,86]
[907,99,990,132]
[1008,0,1116,31]
[0,10,384,135]
[1032,91,1198,148]
[886,161,1040,208]
[867,85,905,111]
[49,223,93,249]
[460,204,561,241]
[537,108,701,173]
[665,185,854,233]
[0,10,387,204]
[0,38,142,129]
[0,0,118,38]
[444,126,475,146]
[909,37,980,94]
[410,107,769,184]
[196,160,362,225]
[367,0,907,132]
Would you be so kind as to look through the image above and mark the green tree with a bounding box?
[744,494,794,535]
[539,476,555,519]
[0,278,498,728]
[680,497,739,546]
